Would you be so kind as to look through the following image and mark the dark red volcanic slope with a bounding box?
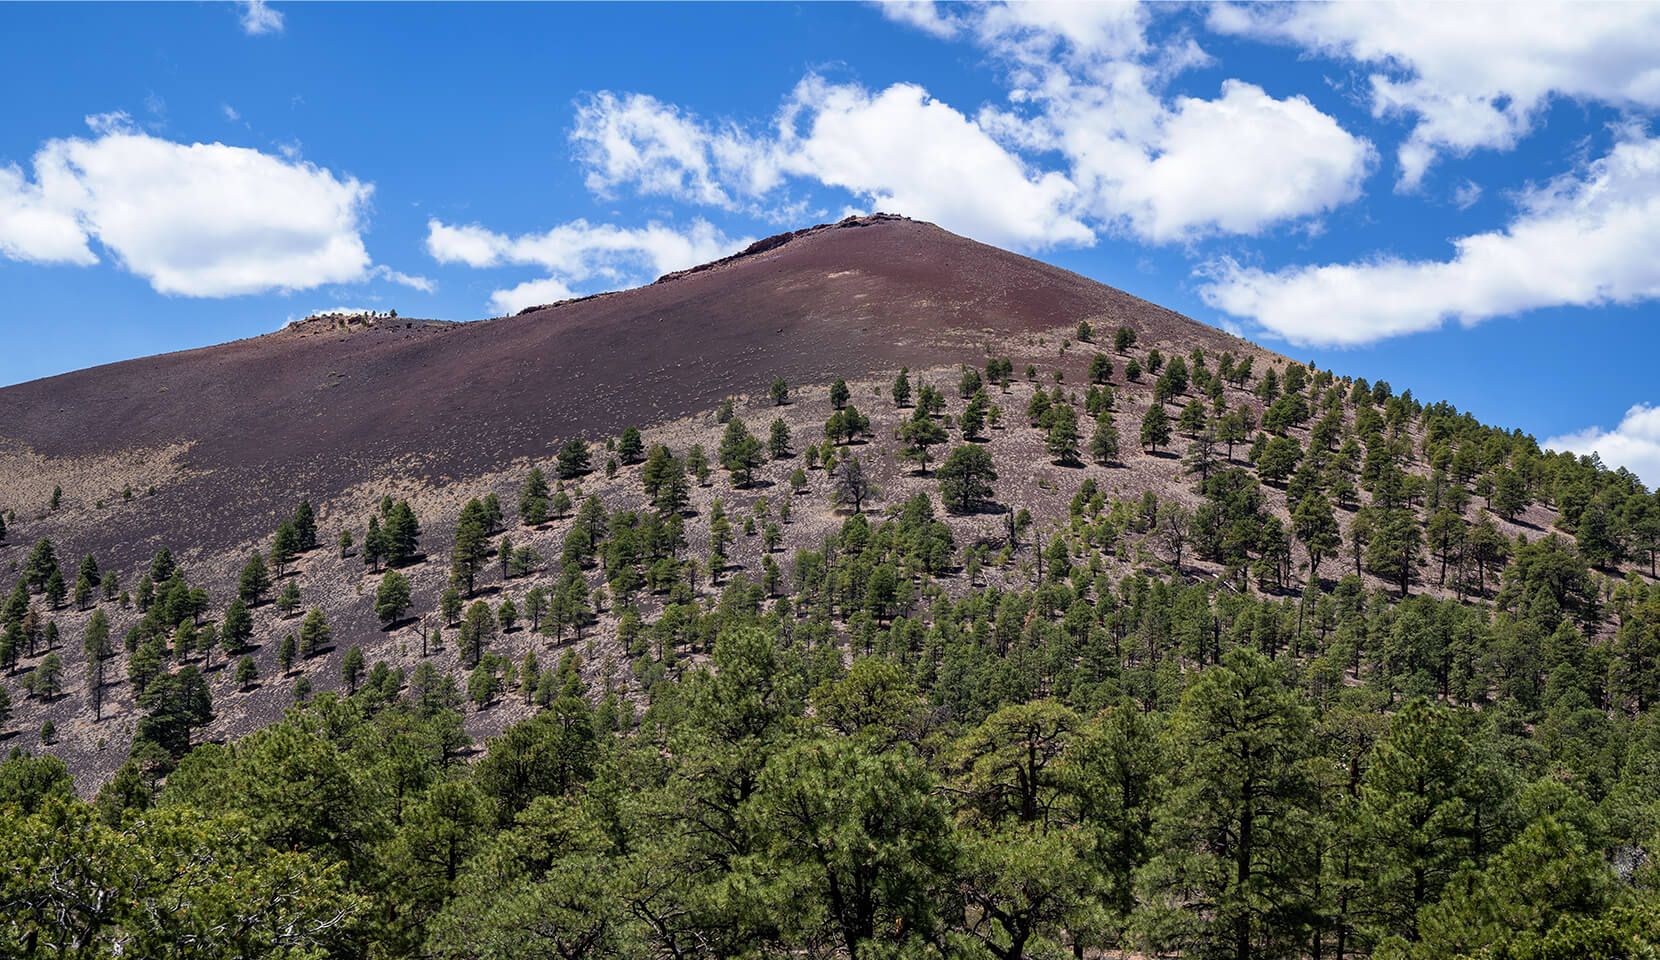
[0,214,1253,564]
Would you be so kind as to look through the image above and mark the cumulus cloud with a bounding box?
[572,92,746,208]
[876,0,962,40]
[576,3,1370,248]
[1452,179,1483,210]
[0,116,422,297]
[1049,78,1373,243]
[571,80,1092,250]
[369,265,434,293]
[425,216,749,315]
[772,78,1092,249]
[0,163,96,265]
[486,277,579,316]
[1198,132,1660,346]
[1547,404,1660,489]
[1210,2,1660,188]
[239,0,284,36]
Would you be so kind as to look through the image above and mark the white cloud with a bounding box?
[85,110,131,135]
[1547,403,1660,489]
[1058,78,1374,243]
[240,0,284,36]
[0,116,416,297]
[488,277,578,316]
[772,78,1093,249]
[1199,132,1660,347]
[0,163,96,265]
[425,216,750,315]
[572,92,743,208]
[424,221,502,269]
[370,265,434,293]
[222,104,241,122]
[1452,179,1482,210]
[1210,3,1660,188]
[571,79,1092,250]
[970,1,1151,64]
[425,217,740,279]
[876,0,962,40]
[574,4,1370,248]
[952,4,1372,243]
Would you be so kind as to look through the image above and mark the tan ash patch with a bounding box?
[0,437,195,517]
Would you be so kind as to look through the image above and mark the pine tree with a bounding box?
[653,457,691,516]
[291,500,318,551]
[1139,403,1171,453]
[1257,435,1303,486]
[557,439,591,479]
[824,406,870,445]
[770,376,790,406]
[1045,404,1081,465]
[376,569,412,628]
[451,498,491,596]
[833,457,875,514]
[900,409,948,474]
[1090,415,1122,465]
[276,580,301,618]
[519,467,551,526]
[362,515,387,571]
[1425,509,1467,586]
[1142,649,1318,960]
[24,538,59,592]
[830,377,850,410]
[269,521,299,576]
[525,586,548,631]
[221,597,253,653]
[83,609,111,720]
[937,445,998,514]
[467,660,499,710]
[1354,698,1486,945]
[769,417,793,461]
[341,645,366,695]
[236,655,258,691]
[687,443,710,485]
[1178,397,1208,435]
[720,418,764,487]
[1292,493,1342,582]
[298,609,330,658]
[892,367,912,407]
[961,388,990,440]
[1366,507,1423,597]
[617,426,645,464]
[3,581,26,632]
[462,600,495,667]
[384,501,422,567]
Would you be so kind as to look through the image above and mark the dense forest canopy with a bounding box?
[5,320,1660,959]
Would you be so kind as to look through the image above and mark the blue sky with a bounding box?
[3,2,1660,485]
